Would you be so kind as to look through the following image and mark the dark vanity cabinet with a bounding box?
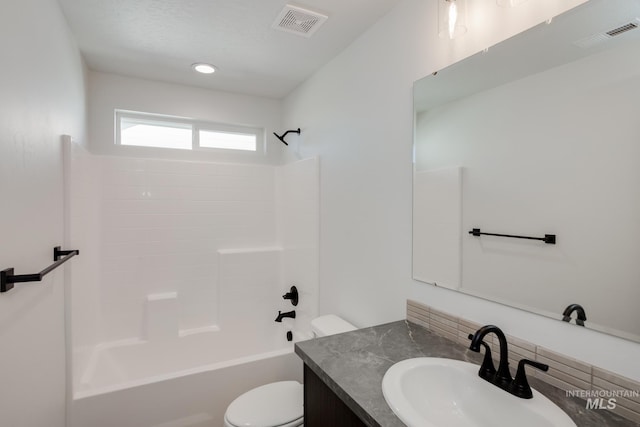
[303,364,367,427]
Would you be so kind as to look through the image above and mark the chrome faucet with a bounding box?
[469,325,548,399]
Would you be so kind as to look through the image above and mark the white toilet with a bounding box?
[223,315,357,427]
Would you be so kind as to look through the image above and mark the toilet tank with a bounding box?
[311,315,357,337]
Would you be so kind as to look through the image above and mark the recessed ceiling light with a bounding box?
[192,63,216,74]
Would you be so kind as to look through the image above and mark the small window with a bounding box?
[199,129,256,151]
[120,116,192,150]
[115,110,263,155]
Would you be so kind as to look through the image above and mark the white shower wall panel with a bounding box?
[100,157,277,343]
[218,247,284,342]
[68,141,104,365]
[70,153,279,347]
[276,157,320,333]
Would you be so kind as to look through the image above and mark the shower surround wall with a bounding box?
[67,140,318,425]
[77,154,278,345]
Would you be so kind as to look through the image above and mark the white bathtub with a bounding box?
[71,331,305,427]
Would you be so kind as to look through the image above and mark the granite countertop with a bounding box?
[295,320,638,427]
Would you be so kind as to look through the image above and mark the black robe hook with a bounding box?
[273,128,300,146]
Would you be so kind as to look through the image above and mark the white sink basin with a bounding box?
[382,357,576,427]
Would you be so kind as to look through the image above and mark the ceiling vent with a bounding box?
[606,21,638,37]
[272,4,328,38]
[573,18,640,49]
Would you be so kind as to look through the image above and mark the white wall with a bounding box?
[88,71,285,164]
[0,0,87,426]
[284,0,640,380]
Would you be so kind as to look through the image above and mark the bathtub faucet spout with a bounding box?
[275,310,296,322]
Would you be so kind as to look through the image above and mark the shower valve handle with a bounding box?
[282,285,299,306]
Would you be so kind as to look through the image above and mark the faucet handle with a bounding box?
[282,286,299,306]
[510,359,549,399]
[468,334,496,381]
[479,341,497,381]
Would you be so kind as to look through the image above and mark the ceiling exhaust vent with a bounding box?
[272,4,328,38]
[606,21,638,37]
[573,18,640,49]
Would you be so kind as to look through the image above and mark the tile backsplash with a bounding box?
[407,299,640,424]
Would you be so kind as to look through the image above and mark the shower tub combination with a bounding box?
[66,143,318,427]
[70,245,308,427]
[70,247,309,427]
[69,243,309,427]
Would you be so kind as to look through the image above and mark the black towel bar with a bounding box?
[1,246,80,293]
[469,228,556,244]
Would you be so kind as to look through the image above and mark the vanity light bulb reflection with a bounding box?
[448,0,458,39]
[438,0,467,40]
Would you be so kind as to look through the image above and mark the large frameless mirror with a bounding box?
[413,0,640,342]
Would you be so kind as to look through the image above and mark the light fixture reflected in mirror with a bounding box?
[497,0,528,7]
[438,0,467,39]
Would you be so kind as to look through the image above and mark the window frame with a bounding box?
[115,110,265,156]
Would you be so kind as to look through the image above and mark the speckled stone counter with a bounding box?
[295,320,638,427]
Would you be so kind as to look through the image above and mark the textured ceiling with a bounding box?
[57,0,401,98]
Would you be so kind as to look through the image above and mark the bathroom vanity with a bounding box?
[295,321,638,427]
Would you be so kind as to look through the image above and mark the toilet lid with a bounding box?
[226,381,303,427]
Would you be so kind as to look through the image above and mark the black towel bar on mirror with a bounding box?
[469,228,556,245]
[1,246,80,293]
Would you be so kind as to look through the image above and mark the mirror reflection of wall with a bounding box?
[412,0,640,343]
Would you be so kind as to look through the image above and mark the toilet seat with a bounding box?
[224,381,304,427]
